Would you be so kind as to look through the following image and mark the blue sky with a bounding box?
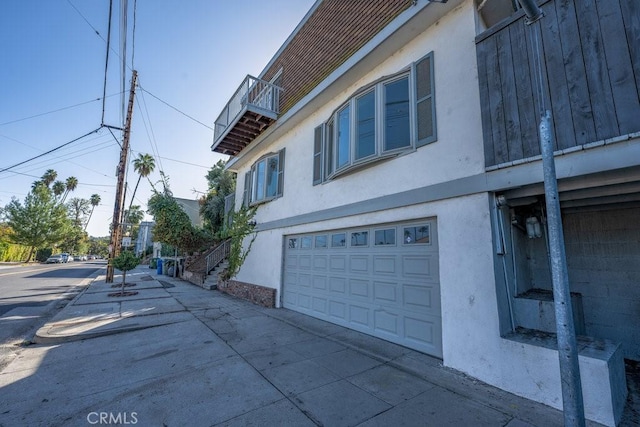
[0,0,315,237]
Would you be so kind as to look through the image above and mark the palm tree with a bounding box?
[61,176,78,203]
[128,154,155,212]
[52,181,66,200]
[41,169,57,187]
[85,194,101,231]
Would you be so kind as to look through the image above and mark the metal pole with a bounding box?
[539,111,585,427]
[106,70,138,283]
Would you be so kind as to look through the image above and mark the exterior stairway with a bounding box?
[183,239,231,290]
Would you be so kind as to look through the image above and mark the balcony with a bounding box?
[211,75,282,156]
[476,0,640,168]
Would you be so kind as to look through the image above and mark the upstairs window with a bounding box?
[243,148,285,206]
[313,52,436,185]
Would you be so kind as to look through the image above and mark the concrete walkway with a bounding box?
[0,265,605,426]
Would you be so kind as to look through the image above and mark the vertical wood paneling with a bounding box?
[510,23,539,159]
[476,0,640,168]
[476,39,496,167]
[596,0,640,135]
[555,0,596,145]
[539,2,575,150]
[574,0,619,140]
[496,29,524,161]
[486,36,509,165]
[620,0,640,109]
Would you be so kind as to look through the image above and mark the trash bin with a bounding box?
[156,258,163,275]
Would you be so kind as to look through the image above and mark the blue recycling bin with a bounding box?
[156,258,163,275]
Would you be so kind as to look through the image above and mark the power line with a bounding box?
[102,0,114,125]
[0,97,104,127]
[138,86,213,131]
[0,128,102,175]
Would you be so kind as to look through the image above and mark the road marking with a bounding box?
[0,265,71,277]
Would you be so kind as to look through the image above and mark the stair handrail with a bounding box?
[205,238,231,275]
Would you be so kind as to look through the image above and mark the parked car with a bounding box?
[45,254,64,264]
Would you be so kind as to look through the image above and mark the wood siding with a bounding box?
[477,0,640,168]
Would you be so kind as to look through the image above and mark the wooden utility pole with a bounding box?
[106,70,138,283]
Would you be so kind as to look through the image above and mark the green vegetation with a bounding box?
[222,205,257,280]
[112,249,140,292]
[200,159,236,237]
[147,185,213,255]
[0,169,103,262]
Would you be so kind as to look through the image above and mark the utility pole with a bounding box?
[106,70,138,283]
[518,0,585,424]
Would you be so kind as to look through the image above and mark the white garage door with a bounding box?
[283,219,442,357]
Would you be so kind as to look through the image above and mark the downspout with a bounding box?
[518,1,585,425]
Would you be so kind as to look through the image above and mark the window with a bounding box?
[301,236,312,249]
[315,235,327,248]
[351,231,369,247]
[403,224,430,244]
[375,228,396,246]
[313,52,435,184]
[356,90,376,160]
[384,77,411,151]
[244,148,285,205]
[331,233,346,247]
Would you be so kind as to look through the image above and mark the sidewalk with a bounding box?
[0,265,602,426]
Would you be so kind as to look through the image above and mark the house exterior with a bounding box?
[211,1,640,425]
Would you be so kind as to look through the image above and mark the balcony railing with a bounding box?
[212,75,282,156]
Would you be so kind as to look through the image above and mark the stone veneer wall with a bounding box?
[217,279,276,308]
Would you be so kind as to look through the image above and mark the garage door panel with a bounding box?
[284,219,442,358]
[298,273,311,287]
[312,296,327,314]
[313,255,328,271]
[374,309,399,335]
[350,255,369,273]
[330,255,347,272]
[298,294,311,310]
[286,255,298,268]
[349,278,370,299]
[299,255,312,270]
[373,256,397,274]
[403,283,438,312]
[349,305,370,327]
[312,275,327,290]
[329,300,346,320]
[405,314,441,348]
[329,276,346,293]
[373,281,398,303]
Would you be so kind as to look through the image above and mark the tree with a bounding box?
[41,169,57,187]
[67,198,91,228]
[147,190,211,254]
[112,250,139,294]
[200,159,236,236]
[52,181,66,200]
[129,153,155,213]
[63,197,91,254]
[85,194,101,230]
[61,176,78,203]
[4,184,70,261]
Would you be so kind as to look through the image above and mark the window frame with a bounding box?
[245,148,285,206]
[313,52,436,184]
